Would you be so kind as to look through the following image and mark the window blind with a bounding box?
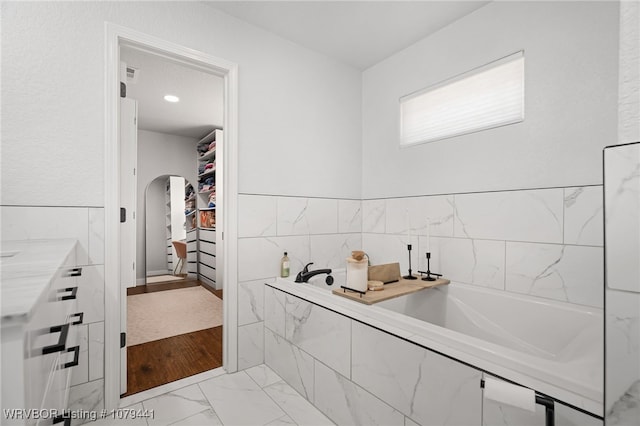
[400,51,524,146]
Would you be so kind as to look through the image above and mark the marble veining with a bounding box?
[198,371,285,426]
[506,242,603,307]
[239,279,267,326]
[142,384,210,426]
[314,360,404,426]
[263,380,334,426]
[607,380,640,426]
[453,189,563,243]
[564,186,604,246]
[265,328,315,401]
[338,200,362,233]
[362,200,386,233]
[238,322,265,369]
[285,295,351,377]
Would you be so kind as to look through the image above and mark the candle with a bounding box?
[426,219,431,253]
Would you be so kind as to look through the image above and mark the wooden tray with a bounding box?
[331,277,449,305]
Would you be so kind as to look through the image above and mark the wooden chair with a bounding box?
[172,241,187,275]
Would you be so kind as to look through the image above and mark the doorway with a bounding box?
[104,23,239,410]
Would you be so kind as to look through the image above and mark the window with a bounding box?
[400,51,524,146]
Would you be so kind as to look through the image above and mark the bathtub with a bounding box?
[276,269,603,416]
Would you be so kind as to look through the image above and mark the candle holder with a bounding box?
[403,244,417,280]
[418,252,442,281]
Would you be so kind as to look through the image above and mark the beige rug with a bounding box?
[127,286,222,346]
[146,274,185,284]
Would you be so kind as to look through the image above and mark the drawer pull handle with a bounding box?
[42,323,70,355]
[61,346,80,369]
[70,312,84,325]
[68,267,83,277]
[57,286,78,301]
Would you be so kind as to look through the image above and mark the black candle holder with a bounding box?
[418,252,442,281]
[403,244,417,280]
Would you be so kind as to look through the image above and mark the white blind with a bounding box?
[400,52,524,146]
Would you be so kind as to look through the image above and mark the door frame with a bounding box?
[104,22,239,410]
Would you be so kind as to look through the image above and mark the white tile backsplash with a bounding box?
[1,206,91,265]
[88,207,105,265]
[239,194,278,238]
[239,279,268,326]
[386,195,454,237]
[506,242,604,307]
[454,189,564,243]
[338,199,362,233]
[362,199,386,233]
[238,236,309,282]
[428,237,506,289]
[564,186,604,246]
[277,197,338,236]
[238,322,265,370]
[310,233,362,269]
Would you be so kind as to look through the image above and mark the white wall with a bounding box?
[361,1,619,199]
[0,1,363,207]
[137,130,198,279]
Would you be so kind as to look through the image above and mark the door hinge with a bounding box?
[120,332,126,348]
[134,117,137,125]
[133,262,135,271]
[120,82,126,98]
[120,207,126,223]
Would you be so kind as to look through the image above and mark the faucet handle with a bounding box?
[302,262,314,273]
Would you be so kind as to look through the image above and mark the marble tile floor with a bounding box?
[93,365,335,426]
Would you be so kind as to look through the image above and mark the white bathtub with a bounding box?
[278,269,603,415]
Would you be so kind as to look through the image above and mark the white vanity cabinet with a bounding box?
[1,240,84,426]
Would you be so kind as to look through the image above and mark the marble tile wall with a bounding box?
[237,194,362,370]
[362,185,604,309]
[605,142,640,423]
[1,205,106,422]
[264,285,484,425]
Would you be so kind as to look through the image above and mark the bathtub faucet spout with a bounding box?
[295,262,332,283]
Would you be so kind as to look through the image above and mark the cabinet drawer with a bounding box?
[199,241,215,256]
[187,252,198,263]
[186,230,198,243]
[187,262,198,274]
[199,229,216,243]
[199,264,216,283]
[200,253,216,269]
[187,241,197,253]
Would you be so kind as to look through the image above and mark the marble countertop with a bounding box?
[1,239,77,320]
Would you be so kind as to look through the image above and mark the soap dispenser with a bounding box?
[280,252,290,278]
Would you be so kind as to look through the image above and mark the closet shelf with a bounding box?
[199,148,216,162]
[198,168,216,179]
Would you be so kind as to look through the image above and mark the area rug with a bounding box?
[127,286,222,346]
[146,274,185,284]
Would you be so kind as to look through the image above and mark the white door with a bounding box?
[119,96,138,394]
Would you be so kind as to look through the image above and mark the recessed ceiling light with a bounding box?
[164,95,180,103]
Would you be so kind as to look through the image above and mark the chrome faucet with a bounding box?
[295,262,332,283]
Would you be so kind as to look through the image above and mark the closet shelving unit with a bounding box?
[196,128,222,288]
[165,179,173,273]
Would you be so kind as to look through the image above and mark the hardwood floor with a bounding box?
[124,281,223,396]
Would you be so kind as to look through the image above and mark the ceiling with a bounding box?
[120,46,224,139]
[208,1,490,70]
[122,1,490,138]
